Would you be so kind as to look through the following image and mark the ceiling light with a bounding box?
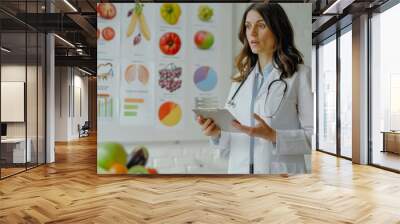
[1,47,11,53]
[63,0,78,12]
[78,67,92,76]
[54,34,75,48]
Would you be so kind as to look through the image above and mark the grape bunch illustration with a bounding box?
[158,63,182,93]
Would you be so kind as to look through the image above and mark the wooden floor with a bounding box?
[1,135,400,223]
[373,150,400,171]
[1,167,25,178]
[1,163,44,178]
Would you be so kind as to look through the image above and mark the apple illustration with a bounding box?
[101,27,115,41]
[98,142,127,170]
[128,165,149,174]
[194,30,214,50]
[97,3,117,20]
[97,3,117,19]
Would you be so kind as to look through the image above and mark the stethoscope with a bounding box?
[227,63,288,174]
[227,64,288,119]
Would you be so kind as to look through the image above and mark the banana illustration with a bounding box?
[126,4,151,41]
[127,12,138,37]
[139,13,150,41]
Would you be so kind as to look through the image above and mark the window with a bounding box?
[340,28,352,158]
[318,36,337,154]
[371,2,400,171]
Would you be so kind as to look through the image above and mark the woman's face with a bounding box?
[245,10,276,55]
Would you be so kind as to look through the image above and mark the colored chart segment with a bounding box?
[158,102,182,127]
[98,93,113,117]
[193,66,217,92]
[123,98,143,117]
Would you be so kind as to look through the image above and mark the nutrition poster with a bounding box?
[97,3,233,142]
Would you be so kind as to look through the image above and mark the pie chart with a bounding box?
[158,101,182,127]
[193,66,217,92]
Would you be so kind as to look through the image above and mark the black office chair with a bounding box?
[79,121,90,138]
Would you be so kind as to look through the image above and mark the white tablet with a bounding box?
[193,108,240,133]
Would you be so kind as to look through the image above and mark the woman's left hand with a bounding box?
[232,113,276,143]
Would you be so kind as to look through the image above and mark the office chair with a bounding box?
[79,121,90,138]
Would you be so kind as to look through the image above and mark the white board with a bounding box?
[1,82,25,122]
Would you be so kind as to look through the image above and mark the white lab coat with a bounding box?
[211,64,313,174]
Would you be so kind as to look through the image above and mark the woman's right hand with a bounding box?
[196,115,221,138]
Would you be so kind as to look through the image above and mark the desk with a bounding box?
[381,131,400,154]
[1,138,31,163]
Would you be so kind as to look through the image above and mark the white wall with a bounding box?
[1,65,37,138]
[1,64,46,163]
[283,3,312,68]
[55,67,69,141]
[1,65,26,140]
[1,65,26,81]
[1,66,26,135]
[55,67,89,141]
[72,72,89,138]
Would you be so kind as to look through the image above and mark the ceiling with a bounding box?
[0,0,97,74]
[310,0,390,43]
[0,0,394,74]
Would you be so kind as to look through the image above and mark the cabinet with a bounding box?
[382,131,400,154]
[0,138,32,165]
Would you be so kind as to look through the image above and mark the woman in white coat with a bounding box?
[196,3,313,174]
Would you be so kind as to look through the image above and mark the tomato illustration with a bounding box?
[159,32,181,55]
[147,168,158,174]
[102,27,115,41]
[97,3,117,20]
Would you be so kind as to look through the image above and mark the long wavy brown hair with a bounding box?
[233,3,303,82]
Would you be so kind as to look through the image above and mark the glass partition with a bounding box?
[0,0,46,179]
[27,31,38,169]
[317,36,337,155]
[0,30,28,177]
